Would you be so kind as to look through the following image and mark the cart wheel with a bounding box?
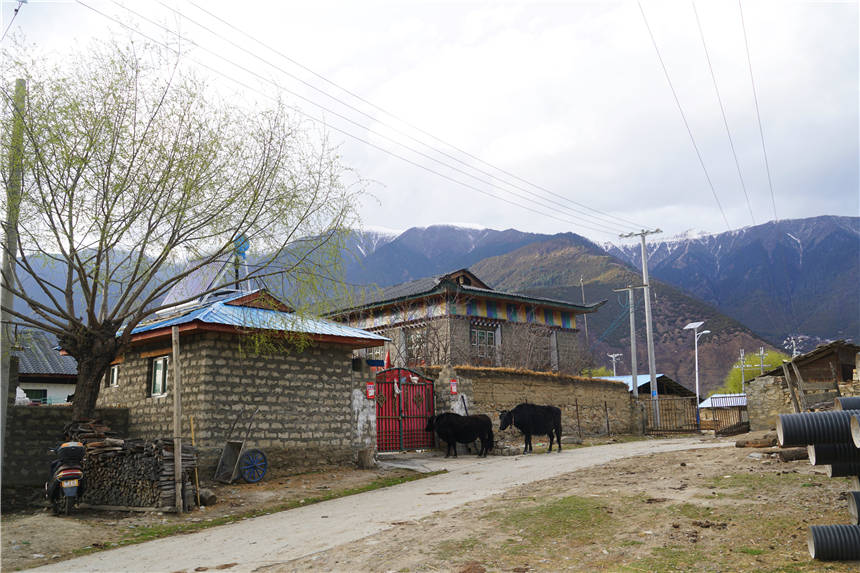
[239,448,267,483]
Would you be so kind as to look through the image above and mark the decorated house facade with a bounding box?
[327,269,605,374]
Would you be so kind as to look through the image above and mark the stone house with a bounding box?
[12,328,77,404]
[747,340,860,431]
[327,269,605,374]
[96,289,387,472]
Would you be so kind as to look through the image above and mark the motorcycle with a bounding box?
[45,441,86,515]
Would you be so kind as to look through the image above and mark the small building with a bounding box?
[599,374,695,398]
[96,289,387,471]
[747,340,860,431]
[327,269,605,373]
[12,329,77,404]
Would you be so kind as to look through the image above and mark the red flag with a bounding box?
[384,350,391,369]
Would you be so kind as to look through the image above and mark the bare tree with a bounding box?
[1,42,360,419]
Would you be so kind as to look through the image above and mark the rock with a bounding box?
[198,488,217,506]
[561,436,583,445]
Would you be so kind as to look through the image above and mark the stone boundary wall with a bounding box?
[424,365,636,437]
[2,404,129,507]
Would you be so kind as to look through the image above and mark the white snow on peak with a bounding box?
[362,225,404,238]
[786,232,803,266]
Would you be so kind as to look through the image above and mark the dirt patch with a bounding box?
[281,440,860,572]
[1,464,419,572]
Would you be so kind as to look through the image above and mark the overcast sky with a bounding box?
[2,0,857,243]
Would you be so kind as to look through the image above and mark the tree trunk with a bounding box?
[62,325,122,420]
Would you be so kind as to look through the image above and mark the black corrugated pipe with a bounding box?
[836,397,860,411]
[777,410,860,447]
[808,524,860,560]
[808,443,860,465]
[851,414,860,448]
[849,491,860,525]
[826,463,860,478]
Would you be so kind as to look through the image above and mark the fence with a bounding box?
[644,397,699,434]
[702,395,749,435]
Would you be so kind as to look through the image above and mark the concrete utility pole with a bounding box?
[607,353,622,376]
[615,284,646,400]
[757,346,772,375]
[1,79,26,475]
[620,229,661,423]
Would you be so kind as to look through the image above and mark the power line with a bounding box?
[105,0,639,236]
[181,0,653,231]
[71,0,630,238]
[692,0,755,226]
[638,1,731,231]
[1,1,25,43]
[739,0,778,223]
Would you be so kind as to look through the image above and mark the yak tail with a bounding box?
[486,427,494,451]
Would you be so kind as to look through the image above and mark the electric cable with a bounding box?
[1,1,25,43]
[638,0,731,231]
[107,0,637,235]
[180,0,653,231]
[739,0,778,222]
[71,0,631,238]
[692,0,755,226]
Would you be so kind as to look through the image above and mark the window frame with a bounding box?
[106,364,120,388]
[149,356,169,397]
[470,324,497,361]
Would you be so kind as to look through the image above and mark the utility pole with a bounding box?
[607,353,622,376]
[614,284,646,399]
[580,275,589,345]
[1,79,26,476]
[757,346,772,375]
[620,229,661,423]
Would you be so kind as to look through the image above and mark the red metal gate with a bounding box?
[375,368,435,452]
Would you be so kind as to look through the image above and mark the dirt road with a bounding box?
[29,437,729,573]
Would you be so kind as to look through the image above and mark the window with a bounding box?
[105,364,119,388]
[24,388,47,404]
[150,356,168,396]
[470,325,496,364]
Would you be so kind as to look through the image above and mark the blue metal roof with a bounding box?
[699,393,747,408]
[132,290,388,343]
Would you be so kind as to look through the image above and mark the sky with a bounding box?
[2,0,858,244]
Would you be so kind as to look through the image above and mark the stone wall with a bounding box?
[2,404,128,507]
[424,365,636,437]
[97,331,368,476]
[747,375,792,431]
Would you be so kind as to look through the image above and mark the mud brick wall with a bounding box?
[2,404,128,507]
[424,365,635,437]
[97,331,365,477]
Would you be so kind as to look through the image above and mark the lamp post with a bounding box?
[684,321,710,428]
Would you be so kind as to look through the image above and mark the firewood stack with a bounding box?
[64,419,197,509]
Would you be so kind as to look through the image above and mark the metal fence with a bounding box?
[644,397,699,434]
[703,396,749,435]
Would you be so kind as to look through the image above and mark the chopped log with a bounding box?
[736,438,777,448]
[776,447,809,462]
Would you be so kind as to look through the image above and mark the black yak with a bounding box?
[425,412,494,457]
[499,403,562,454]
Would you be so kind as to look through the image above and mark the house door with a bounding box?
[375,368,435,452]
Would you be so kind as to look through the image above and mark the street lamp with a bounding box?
[684,321,710,428]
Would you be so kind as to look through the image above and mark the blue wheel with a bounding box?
[239,448,267,483]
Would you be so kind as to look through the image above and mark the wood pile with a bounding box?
[64,419,197,509]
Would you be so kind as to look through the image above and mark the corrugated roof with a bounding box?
[132,289,388,343]
[600,374,668,392]
[699,393,747,408]
[12,329,77,376]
